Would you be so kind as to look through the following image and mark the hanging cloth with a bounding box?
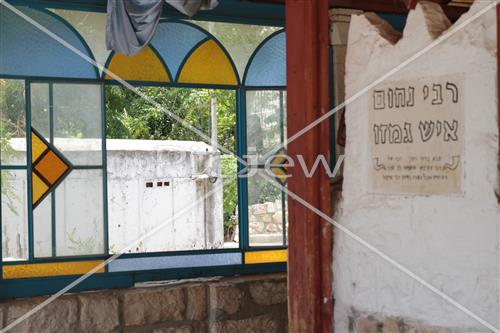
[106,0,218,56]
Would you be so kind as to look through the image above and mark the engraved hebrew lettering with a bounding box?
[446,82,459,103]
[418,121,435,142]
[432,84,443,105]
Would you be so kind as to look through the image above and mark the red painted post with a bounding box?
[286,1,333,332]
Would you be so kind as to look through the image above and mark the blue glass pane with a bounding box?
[108,252,242,272]
[151,22,208,80]
[0,7,97,79]
[245,31,286,87]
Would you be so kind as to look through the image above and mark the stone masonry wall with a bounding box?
[0,273,287,333]
[249,201,284,234]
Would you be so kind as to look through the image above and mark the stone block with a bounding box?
[251,204,267,216]
[126,326,193,333]
[249,222,265,234]
[265,223,280,233]
[260,214,272,224]
[123,287,185,326]
[382,317,401,333]
[152,326,192,333]
[272,212,282,225]
[78,293,120,333]
[266,202,275,213]
[5,297,78,333]
[356,317,381,333]
[211,314,278,333]
[209,284,244,315]
[186,285,206,321]
[249,279,287,306]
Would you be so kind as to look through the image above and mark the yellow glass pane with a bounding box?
[178,39,238,85]
[31,130,48,162]
[32,172,49,205]
[105,46,170,82]
[3,260,105,279]
[34,150,69,185]
[244,249,287,264]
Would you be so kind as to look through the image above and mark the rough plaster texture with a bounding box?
[334,1,499,331]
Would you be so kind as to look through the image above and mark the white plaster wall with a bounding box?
[334,1,499,331]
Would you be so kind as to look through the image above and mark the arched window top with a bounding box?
[103,21,240,86]
[104,46,172,83]
[243,30,286,88]
[0,6,98,79]
[151,21,207,81]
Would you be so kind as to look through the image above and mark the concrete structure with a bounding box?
[2,139,224,259]
[332,1,499,332]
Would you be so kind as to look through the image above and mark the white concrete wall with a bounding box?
[334,1,499,331]
[2,139,224,259]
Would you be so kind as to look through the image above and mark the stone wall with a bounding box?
[248,201,287,245]
[0,273,287,333]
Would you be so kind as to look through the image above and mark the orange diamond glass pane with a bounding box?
[34,150,69,185]
[32,172,49,205]
[31,131,48,162]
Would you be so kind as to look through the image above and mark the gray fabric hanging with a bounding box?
[166,0,219,17]
[106,0,218,56]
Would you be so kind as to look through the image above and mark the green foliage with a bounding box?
[106,86,236,152]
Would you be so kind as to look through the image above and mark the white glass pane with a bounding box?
[1,170,28,261]
[248,171,285,247]
[55,169,104,256]
[0,80,26,166]
[33,195,52,258]
[246,90,286,163]
[30,82,50,139]
[53,83,102,166]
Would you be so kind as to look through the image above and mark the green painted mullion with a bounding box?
[279,90,287,246]
[0,165,27,170]
[101,83,109,260]
[49,83,57,257]
[72,165,103,170]
[236,88,249,250]
[26,80,34,261]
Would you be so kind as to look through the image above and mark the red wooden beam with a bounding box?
[286,1,333,332]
